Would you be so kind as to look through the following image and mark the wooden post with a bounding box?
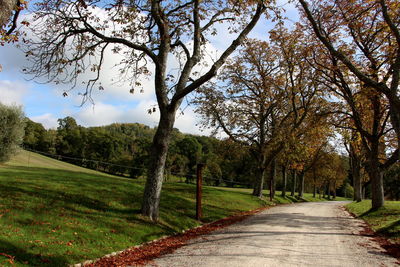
[196,163,205,221]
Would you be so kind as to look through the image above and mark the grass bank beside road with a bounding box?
[346,200,400,245]
[0,150,265,266]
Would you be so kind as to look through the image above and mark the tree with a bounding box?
[309,42,395,208]
[24,118,56,152]
[196,31,327,198]
[0,103,24,162]
[298,0,400,173]
[342,129,364,202]
[23,0,268,220]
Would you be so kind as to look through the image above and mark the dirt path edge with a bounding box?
[343,205,400,264]
[78,205,274,267]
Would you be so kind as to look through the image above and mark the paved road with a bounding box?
[147,201,398,267]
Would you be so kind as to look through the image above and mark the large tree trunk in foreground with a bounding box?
[253,167,267,198]
[350,144,362,202]
[281,165,287,197]
[353,160,362,202]
[142,109,177,221]
[365,140,385,209]
[366,164,384,210]
[298,171,305,198]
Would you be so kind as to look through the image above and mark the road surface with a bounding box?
[147,201,398,267]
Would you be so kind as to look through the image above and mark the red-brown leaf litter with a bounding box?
[85,207,269,267]
[345,208,400,265]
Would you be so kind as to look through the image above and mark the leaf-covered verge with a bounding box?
[0,150,310,266]
[346,200,400,245]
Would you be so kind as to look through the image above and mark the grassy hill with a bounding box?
[0,150,345,266]
[0,150,269,266]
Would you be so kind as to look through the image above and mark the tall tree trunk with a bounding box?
[350,144,362,202]
[333,180,337,199]
[298,171,305,198]
[365,140,385,209]
[327,181,331,200]
[366,165,385,209]
[353,170,362,202]
[269,157,277,201]
[281,164,287,197]
[291,170,297,197]
[253,167,266,197]
[313,184,316,198]
[142,110,177,221]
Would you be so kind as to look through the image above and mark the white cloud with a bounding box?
[70,101,159,128]
[30,113,58,129]
[175,106,212,136]
[0,80,29,106]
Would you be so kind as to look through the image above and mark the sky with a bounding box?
[0,1,299,136]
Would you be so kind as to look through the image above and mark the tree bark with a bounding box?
[353,159,362,202]
[313,184,316,198]
[142,109,177,221]
[366,163,385,209]
[281,164,287,197]
[269,157,277,201]
[313,169,317,198]
[291,170,297,197]
[327,181,331,200]
[253,167,266,198]
[365,134,385,209]
[0,0,16,26]
[333,180,336,200]
[298,171,305,198]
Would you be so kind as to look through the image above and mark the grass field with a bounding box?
[346,200,400,245]
[0,150,345,266]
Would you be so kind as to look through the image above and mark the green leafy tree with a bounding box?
[0,103,24,162]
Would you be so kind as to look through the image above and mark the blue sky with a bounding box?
[0,1,299,135]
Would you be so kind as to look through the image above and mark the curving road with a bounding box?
[147,201,398,267]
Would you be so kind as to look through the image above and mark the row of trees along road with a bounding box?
[299,0,400,209]
[6,0,399,219]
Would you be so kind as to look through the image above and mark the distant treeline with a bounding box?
[23,117,257,187]
[22,117,400,199]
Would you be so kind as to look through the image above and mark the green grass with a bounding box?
[0,150,270,266]
[346,200,400,244]
[0,150,349,266]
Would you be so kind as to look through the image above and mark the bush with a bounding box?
[0,103,25,162]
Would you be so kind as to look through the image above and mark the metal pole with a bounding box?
[196,163,205,221]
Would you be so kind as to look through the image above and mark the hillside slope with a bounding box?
[6,149,112,176]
